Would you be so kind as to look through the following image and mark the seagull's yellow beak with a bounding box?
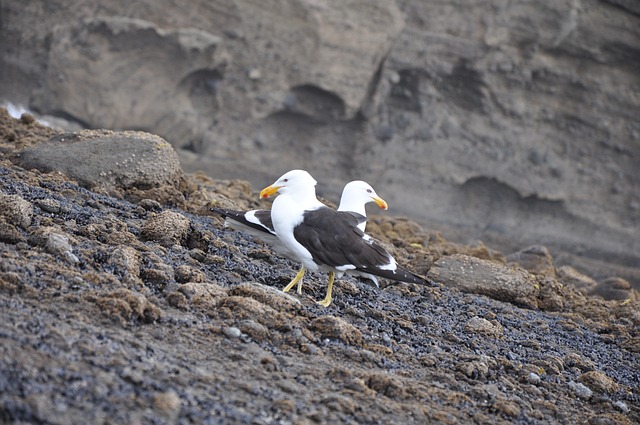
[260,184,281,199]
[373,196,388,210]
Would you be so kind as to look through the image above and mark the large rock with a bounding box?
[428,254,539,308]
[13,130,184,196]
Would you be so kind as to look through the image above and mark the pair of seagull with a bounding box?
[212,169,430,307]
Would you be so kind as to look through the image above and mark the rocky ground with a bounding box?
[0,109,639,424]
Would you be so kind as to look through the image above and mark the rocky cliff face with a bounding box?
[1,0,638,285]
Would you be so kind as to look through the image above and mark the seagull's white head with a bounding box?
[338,180,388,212]
[260,169,318,199]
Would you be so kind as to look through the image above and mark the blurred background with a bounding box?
[1,0,638,286]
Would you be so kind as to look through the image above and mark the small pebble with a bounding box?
[613,401,629,413]
[528,372,541,384]
[153,390,181,415]
[45,233,78,263]
[64,251,80,264]
[388,70,400,84]
[300,343,319,355]
[138,199,162,211]
[223,326,242,339]
[248,68,261,80]
[70,276,85,290]
[224,29,242,39]
[568,381,592,399]
[36,198,61,214]
[189,248,207,262]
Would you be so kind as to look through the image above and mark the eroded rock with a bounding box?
[591,277,634,301]
[0,221,26,244]
[174,265,205,284]
[228,282,302,312]
[557,266,598,295]
[456,355,496,380]
[141,211,191,247]
[428,254,538,308]
[218,296,285,329]
[578,371,618,394]
[463,316,503,338]
[14,130,184,200]
[90,288,163,324]
[0,194,33,228]
[178,281,227,313]
[310,315,363,346]
[506,245,556,277]
[109,246,141,279]
[536,277,565,311]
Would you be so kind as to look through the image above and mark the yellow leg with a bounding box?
[283,267,305,293]
[296,276,304,294]
[316,271,335,307]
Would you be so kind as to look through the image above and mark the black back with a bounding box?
[293,207,428,285]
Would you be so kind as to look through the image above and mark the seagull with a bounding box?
[259,169,430,307]
[211,180,389,293]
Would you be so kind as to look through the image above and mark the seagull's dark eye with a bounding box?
[366,189,372,193]
[283,179,289,182]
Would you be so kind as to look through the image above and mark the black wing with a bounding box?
[293,207,428,285]
[210,207,275,235]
